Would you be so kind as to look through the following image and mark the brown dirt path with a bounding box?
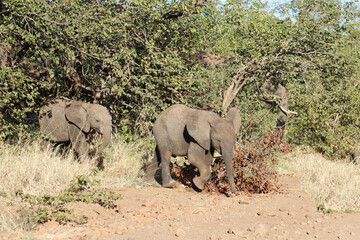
[1,174,360,240]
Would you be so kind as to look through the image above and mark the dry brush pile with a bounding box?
[171,128,290,195]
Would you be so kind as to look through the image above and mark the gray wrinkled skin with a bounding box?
[145,104,241,193]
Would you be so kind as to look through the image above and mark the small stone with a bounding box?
[142,202,156,208]
[231,229,244,236]
[209,234,223,240]
[287,211,295,216]
[227,228,234,234]
[247,227,255,232]
[238,200,250,204]
[175,228,186,237]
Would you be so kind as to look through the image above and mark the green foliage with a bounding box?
[0,0,359,158]
[281,0,360,158]
[288,79,360,158]
[0,67,40,140]
[317,204,337,214]
[15,175,122,229]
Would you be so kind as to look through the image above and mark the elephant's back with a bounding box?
[39,98,69,142]
[153,104,193,155]
[154,104,192,129]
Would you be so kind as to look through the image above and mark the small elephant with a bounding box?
[145,104,241,193]
[38,97,112,160]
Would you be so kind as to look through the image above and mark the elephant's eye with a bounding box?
[95,119,100,122]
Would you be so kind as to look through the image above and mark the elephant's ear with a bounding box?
[65,102,90,133]
[185,110,211,151]
[226,108,241,133]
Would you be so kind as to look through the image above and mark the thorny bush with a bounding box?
[171,128,290,195]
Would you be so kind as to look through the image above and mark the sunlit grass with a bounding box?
[278,146,360,212]
[99,136,147,189]
[0,135,147,232]
[0,140,93,197]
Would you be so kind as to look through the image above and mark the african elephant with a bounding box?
[38,97,112,160]
[145,104,241,193]
[263,82,289,130]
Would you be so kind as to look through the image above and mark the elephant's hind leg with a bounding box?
[159,147,176,188]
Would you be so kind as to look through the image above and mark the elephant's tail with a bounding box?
[143,129,153,164]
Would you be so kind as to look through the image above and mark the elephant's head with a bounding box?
[186,108,241,193]
[65,101,112,153]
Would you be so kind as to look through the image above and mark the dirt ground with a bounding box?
[1,174,360,240]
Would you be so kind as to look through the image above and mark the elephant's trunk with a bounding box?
[223,146,236,193]
[98,126,112,153]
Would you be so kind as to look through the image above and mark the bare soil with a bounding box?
[1,174,360,240]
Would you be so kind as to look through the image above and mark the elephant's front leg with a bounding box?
[69,124,89,162]
[188,142,212,190]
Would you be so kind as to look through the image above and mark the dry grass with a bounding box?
[0,135,147,233]
[0,208,18,233]
[278,146,360,212]
[0,136,147,197]
[0,139,93,232]
[99,136,147,188]
[0,140,93,197]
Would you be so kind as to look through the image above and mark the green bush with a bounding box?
[1,0,359,158]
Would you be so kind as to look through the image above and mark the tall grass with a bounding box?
[99,136,147,188]
[0,136,147,197]
[0,140,93,197]
[0,139,93,232]
[278,147,360,212]
[0,135,147,232]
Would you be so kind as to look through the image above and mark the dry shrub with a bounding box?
[171,128,289,195]
[278,147,360,212]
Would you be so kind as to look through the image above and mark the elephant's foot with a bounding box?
[144,174,155,183]
[162,179,176,188]
[144,174,160,186]
[193,176,205,190]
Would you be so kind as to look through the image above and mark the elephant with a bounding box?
[145,104,241,193]
[263,82,289,130]
[38,97,112,161]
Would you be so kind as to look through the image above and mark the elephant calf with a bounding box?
[38,97,112,161]
[145,104,241,193]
